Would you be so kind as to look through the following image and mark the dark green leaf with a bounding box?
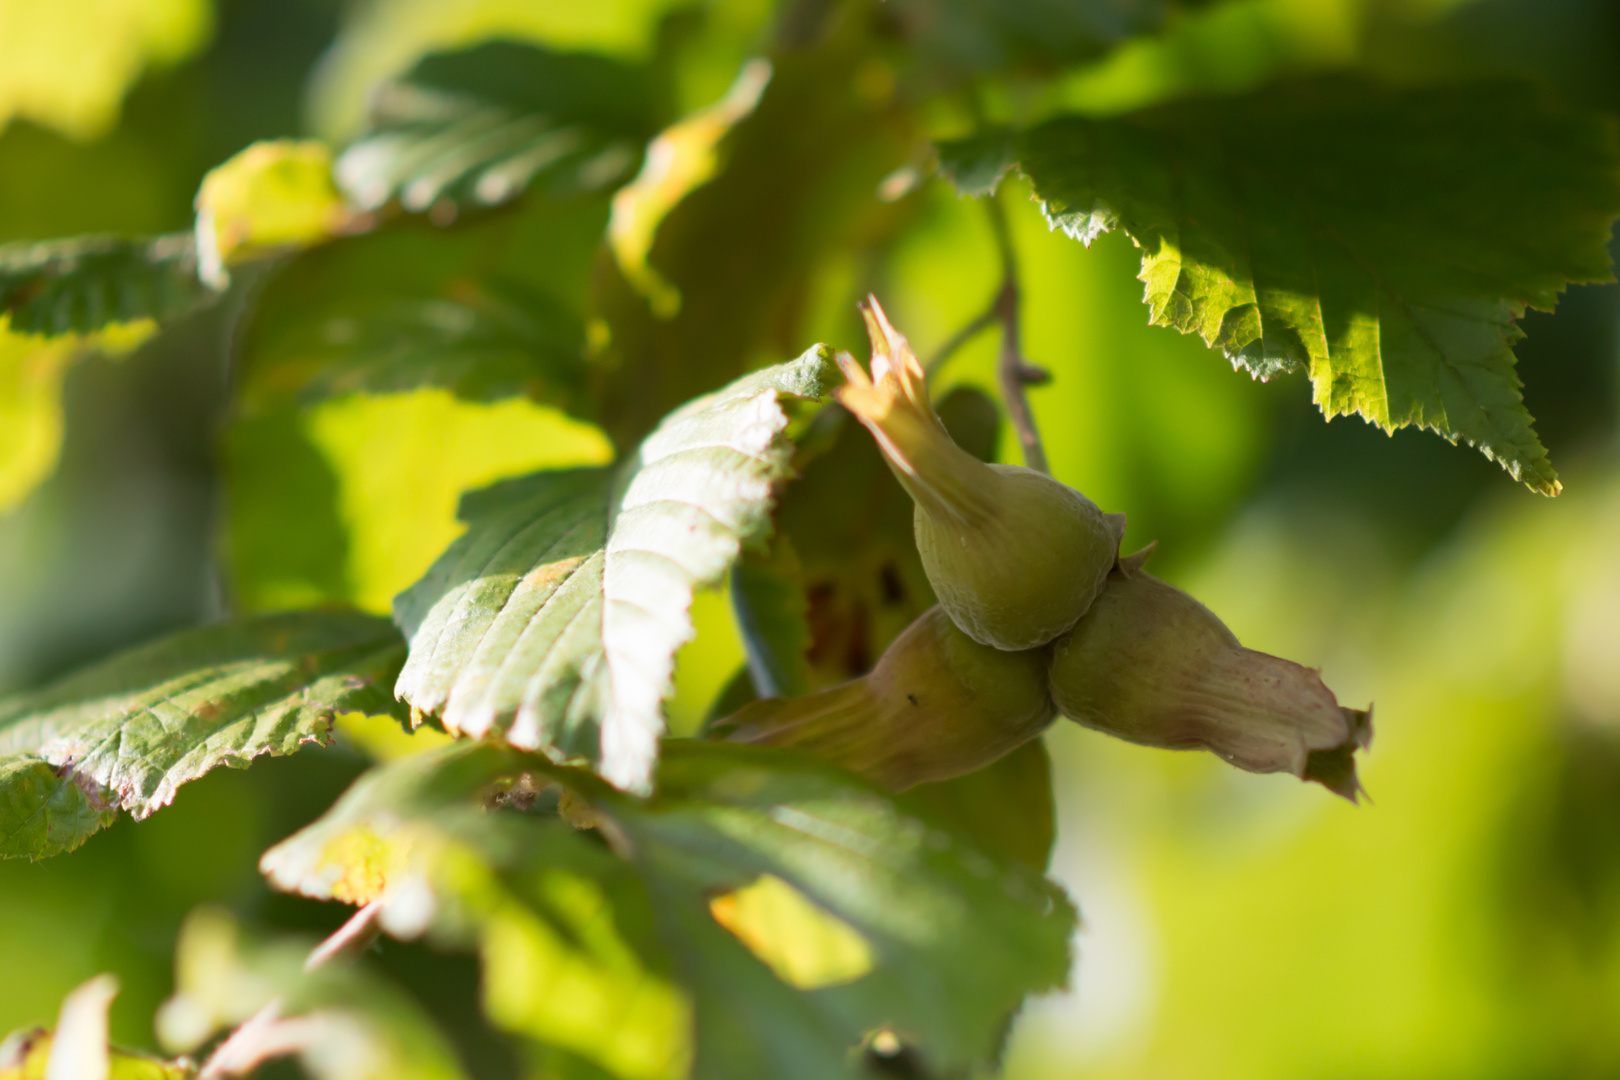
[591,40,910,448]
[236,198,604,412]
[337,41,658,217]
[896,737,1056,874]
[0,233,208,336]
[261,740,1076,1080]
[393,349,838,792]
[0,610,408,859]
[939,78,1620,494]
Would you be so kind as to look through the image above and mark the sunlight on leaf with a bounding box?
[195,141,350,288]
[0,611,408,859]
[708,874,874,990]
[158,908,466,1080]
[261,739,1075,1079]
[0,319,156,515]
[392,347,837,791]
[939,78,1620,494]
[609,59,771,316]
[0,0,211,140]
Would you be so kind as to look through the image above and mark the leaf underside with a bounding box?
[0,610,408,859]
[337,40,657,217]
[260,740,1076,1080]
[0,233,208,337]
[939,78,1620,494]
[392,348,839,792]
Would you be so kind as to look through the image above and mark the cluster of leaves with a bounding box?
[2,0,1620,1076]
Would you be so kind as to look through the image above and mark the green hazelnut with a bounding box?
[714,606,1055,790]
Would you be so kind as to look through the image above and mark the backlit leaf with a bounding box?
[0,610,409,859]
[260,739,1076,1080]
[393,348,838,791]
[939,78,1620,494]
[195,140,352,288]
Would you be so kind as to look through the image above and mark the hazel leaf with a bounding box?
[392,347,840,793]
[337,40,658,217]
[0,234,207,337]
[260,739,1076,1080]
[939,78,1620,495]
[0,610,409,859]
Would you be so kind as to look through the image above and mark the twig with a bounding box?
[924,304,998,380]
[983,197,1050,474]
[198,902,384,1078]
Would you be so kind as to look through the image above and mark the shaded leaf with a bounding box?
[0,234,206,337]
[236,197,606,412]
[886,0,1166,87]
[261,739,1076,1080]
[940,78,1620,494]
[729,535,812,700]
[0,610,409,859]
[393,348,838,791]
[896,737,1056,873]
[590,39,911,448]
[337,41,658,218]
[157,908,467,1080]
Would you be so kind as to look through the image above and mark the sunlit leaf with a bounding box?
[0,319,158,516]
[157,908,467,1080]
[0,610,409,859]
[261,739,1076,1079]
[337,40,658,218]
[195,140,352,287]
[0,974,193,1080]
[939,78,1620,495]
[393,348,837,791]
[0,0,211,140]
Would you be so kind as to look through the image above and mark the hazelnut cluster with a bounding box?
[719,299,1371,801]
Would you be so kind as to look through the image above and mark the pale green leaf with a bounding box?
[393,348,838,792]
[939,78,1620,494]
[0,610,409,859]
[157,908,467,1080]
[337,41,657,217]
[0,234,206,337]
[260,740,1076,1080]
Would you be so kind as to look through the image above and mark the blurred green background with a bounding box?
[1,0,1618,1076]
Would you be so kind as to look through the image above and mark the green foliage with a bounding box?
[0,234,206,336]
[0,611,408,858]
[159,908,468,1080]
[336,40,658,217]
[7,2,1620,1074]
[939,78,1620,494]
[260,740,1075,1079]
[393,349,837,792]
[235,198,604,412]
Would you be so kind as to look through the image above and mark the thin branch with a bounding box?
[983,197,1050,474]
[924,304,998,380]
[198,902,384,1078]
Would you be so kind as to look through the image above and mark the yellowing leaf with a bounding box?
[195,140,350,287]
[940,79,1620,495]
[0,0,211,140]
[709,874,874,990]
